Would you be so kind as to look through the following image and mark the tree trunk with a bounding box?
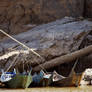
[33,45,92,72]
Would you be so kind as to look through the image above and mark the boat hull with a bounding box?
[40,76,52,87]
[53,73,82,87]
[5,74,32,88]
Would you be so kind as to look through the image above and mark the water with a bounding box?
[0,86,92,92]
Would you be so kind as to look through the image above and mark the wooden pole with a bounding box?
[0,29,42,58]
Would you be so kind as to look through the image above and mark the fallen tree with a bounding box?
[33,45,92,72]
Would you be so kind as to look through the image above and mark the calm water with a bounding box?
[0,86,92,92]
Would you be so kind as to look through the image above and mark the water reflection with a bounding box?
[0,86,92,92]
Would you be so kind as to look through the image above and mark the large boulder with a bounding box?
[1,17,92,55]
[0,17,92,72]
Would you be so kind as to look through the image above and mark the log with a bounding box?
[33,45,92,72]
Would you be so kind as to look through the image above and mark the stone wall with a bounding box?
[0,0,84,37]
[1,0,92,38]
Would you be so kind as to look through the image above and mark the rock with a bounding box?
[0,17,92,71]
[83,69,92,81]
[1,17,92,54]
[80,68,92,85]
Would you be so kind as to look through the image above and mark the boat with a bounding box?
[32,70,53,87]
[52,71,65,82]
[5,73,32,88]
[52,71,83,87]
[52,58,83,87]
[32,70,44,86]
[1,70,32,88]
[40,72,53,87]
[0,69,16,82]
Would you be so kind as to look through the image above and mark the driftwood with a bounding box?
[0,50,29,60]
[33,45,92,72]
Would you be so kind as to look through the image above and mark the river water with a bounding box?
[0,86,92,92]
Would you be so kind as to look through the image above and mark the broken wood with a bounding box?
[0,50,29,60]
[33,45,92,72]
